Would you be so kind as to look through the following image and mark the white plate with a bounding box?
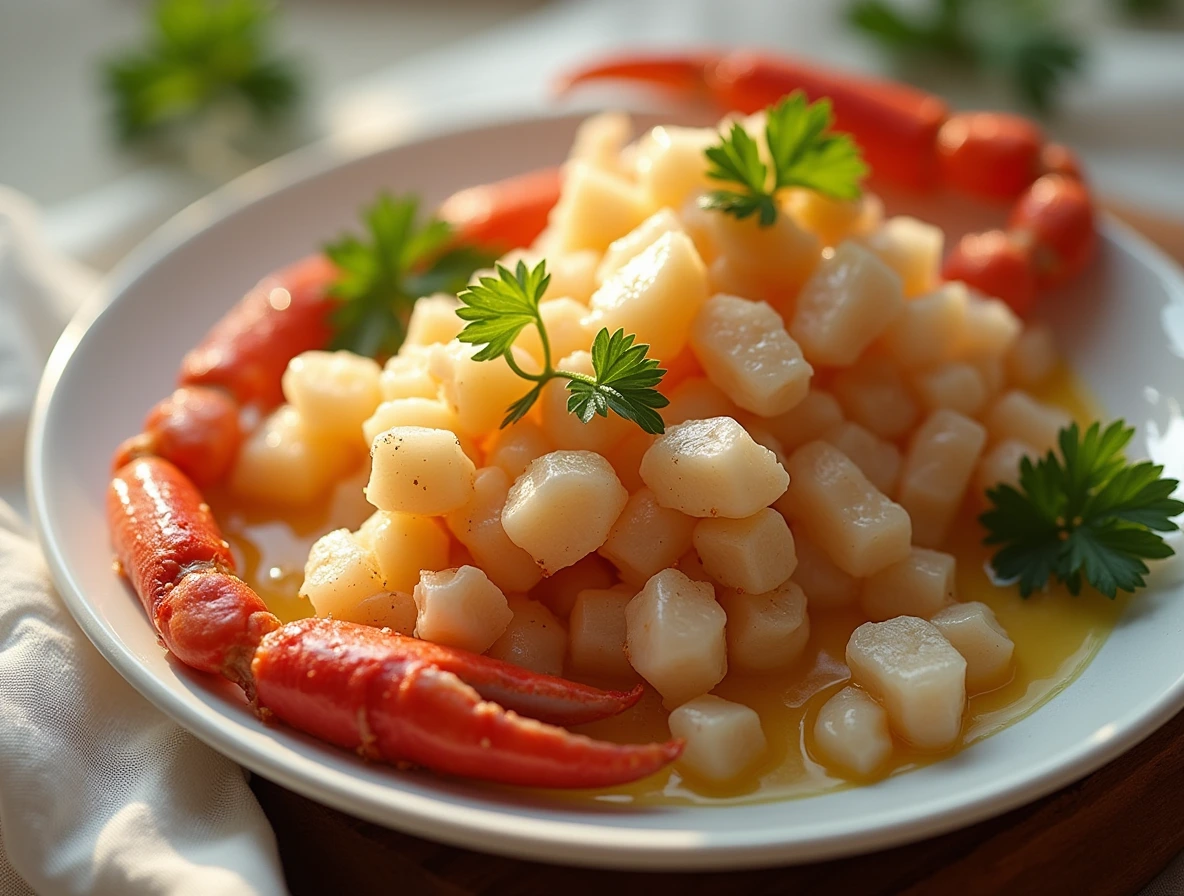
[27,111,1184,870]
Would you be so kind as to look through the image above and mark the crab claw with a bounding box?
[252,618,682,789]
[555,52,723,101]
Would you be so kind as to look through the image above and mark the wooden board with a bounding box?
[251,206,1184,896]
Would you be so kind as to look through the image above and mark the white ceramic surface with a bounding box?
[26,112,1184,870]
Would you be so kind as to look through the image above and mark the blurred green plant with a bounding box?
[103,0,301,151]
[846,0,1085,114]
[1115,0,1178,18]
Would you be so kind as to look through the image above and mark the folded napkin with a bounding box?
[0,188,287,895]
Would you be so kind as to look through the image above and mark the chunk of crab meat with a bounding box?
[1006,323,1059,388]
[251,618,681,787]
[660,377,741,428]
[568,111,633,175]
[484,419,554,482]
[860,548,956,622]
[625,569,727,709]
[812,686,893,777]
[954,295,1022,361]
[300,528,387,621]
[379,351,439,402]
[759,388,845,454]
[862,215,943,297]
[366,426,476,516]
[879,281,969,370]
[846,617,967,751]
[831,356,919,441]
[668,695,767,783]
[910,362,988,418]
[983,390,1072,453]
[602,429,657,493]
[790,241,904,367]
[404,294,464,347]
[897,410,987,548]
[931,601,1015,693]
[355,510,451,594]
[790,533,859,612]
[548,162,651,253]
[413,565,513,654]
[584,230,710,361]
[486,595,567,677]
[429,340,542,437]
[784,188,878,247]
[568,587,636,681]
[705,207,821,299]
[599,488,696,586]
[530,553,618,620]
[975,439,1036,497]
[348,590,418,635]
[230,405,353,506]
[690,294,813,418]
[821,421,902,497]
[502,450,629,576]
[282,350,383,446]
[718,580,810,673]
[361,398,476,461]
[444,466,543,594]
[640,417,788,519]
[633,125,717,210]
[693,508,797,594]
[514,298,594,367]
[780,441,911,578]
[597,208,685,284]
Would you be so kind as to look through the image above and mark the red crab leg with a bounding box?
[439,166,562,253]
[253,619,682,788]
[107,456,280,693]
[368,635,644,728]
[558,49,1097,314]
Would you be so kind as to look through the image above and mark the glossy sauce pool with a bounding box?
[209,366,1126,805]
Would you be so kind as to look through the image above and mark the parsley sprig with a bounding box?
[456,260,669,434]
[324,194,496,358]
[104,0,300,145]
[981,421,1184,598]
[702,92,867,227]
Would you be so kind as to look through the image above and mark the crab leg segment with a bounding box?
[108,456,280,692]
[253,619,682,788]
[367,635,645,727]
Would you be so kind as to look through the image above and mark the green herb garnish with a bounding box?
[702,92,867,227]
[104,0,301,145]
[455,260,668,433]
[324,193,496,358]
[846,0,1085,114]
[981,420,1184,598]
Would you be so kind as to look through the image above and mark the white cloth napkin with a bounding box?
[0,188,287,895]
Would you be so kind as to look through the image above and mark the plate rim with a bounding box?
[25,110,1184,870]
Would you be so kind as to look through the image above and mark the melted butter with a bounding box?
[213,366,1129,805]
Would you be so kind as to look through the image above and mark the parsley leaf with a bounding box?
[325,193,496,358]
[104,0,301,145]
[566,329,670,435]
[981,420,1184,598]
[455,261,668,433]
[454,260,551,362]
[701,92,867,228]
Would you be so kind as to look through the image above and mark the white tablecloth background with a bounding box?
[4,0,1184,892]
